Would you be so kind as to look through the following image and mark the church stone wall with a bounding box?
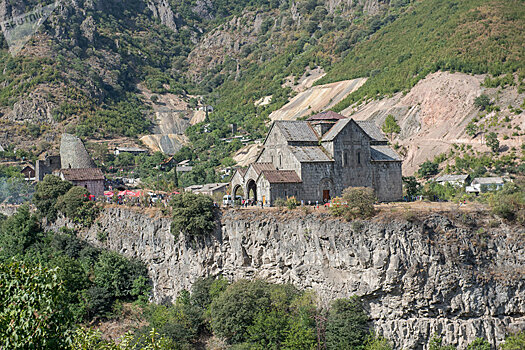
[330,121,374,192]
[372,161,403,202]
[300,162,334,201]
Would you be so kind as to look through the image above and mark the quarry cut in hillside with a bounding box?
[52,207,525,349]
[138,86,205,155]
[268,78,367,121]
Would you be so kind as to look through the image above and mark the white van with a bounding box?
[223,195,242,206]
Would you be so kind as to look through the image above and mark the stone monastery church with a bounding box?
[231,112,403,205]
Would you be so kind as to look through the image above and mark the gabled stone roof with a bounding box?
[356,121,388,143]
[288,146,333,162]
[260,170,302,183]
[321,119,352,141]
[370,145,402,161]
[60,168,105,181]
[307,111,347,121]
[274,121,318,142]
[251,163,277,175]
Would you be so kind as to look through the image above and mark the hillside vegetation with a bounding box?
[317,0,525,110]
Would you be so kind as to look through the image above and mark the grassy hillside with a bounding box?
[315,0,525,111]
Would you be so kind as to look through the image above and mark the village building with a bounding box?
[434,174,469,187]
[185,183,230,197]
[35,133,106,196]
[466,177,506,194]
[35,155,61,181]
[20,164,36,181]
[114,147,149,156]
[55,168,105,197]
[231,112,403,205]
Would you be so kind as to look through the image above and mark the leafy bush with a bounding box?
[33,175,73,222]
[210,279,305,344]
[0,260,73,349]
[56,186,99,226]
[286,197,299,210]
[71,327,174,350]
[170,192,217,237]
[500,332,525,350]
[418,161,439,178]
[489,182,525,224]
[466,338,491,350]
[330,187,377,220]
[274,198,287,208]
[325,297,369,350]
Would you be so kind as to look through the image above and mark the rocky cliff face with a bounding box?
[55,207,525,349]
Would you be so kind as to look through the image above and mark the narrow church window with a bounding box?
[279,154,282,168]
[342,151,348,167]
[357,152,361,164]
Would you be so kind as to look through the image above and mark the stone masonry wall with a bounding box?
[60,207,525,349]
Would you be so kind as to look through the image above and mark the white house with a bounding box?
[466,177,505,194]
[434,174,469,187]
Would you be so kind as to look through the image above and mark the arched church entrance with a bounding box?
[319,178,335,203]
[233,184,245,199]
[246,179,257,201]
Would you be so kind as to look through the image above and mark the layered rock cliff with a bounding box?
[59,207,525,349]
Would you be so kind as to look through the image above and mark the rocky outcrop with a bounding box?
[64,207,525,349]
[147,0,179,32]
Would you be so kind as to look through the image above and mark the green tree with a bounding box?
[382,115,401,141]
[500,332,525,350]
[325,297,369,350]
[486,132,500,153]
[170,192,217,237]
[418,161,439,178]
[55,186,99,226]
[0,205,41,259]
[94,251,150,299]
[403,176,422,198]
[0,260,72,349]
[210,280,300,344]
[466,338,491,350]
[33,175,72,222]
[466,122,478,137]
[473,94,491,111]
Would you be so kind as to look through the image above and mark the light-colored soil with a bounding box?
[233,143,263,167]
[269,78,368,121]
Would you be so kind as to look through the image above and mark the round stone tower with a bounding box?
[60,133,95,169]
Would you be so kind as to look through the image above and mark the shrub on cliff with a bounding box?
[489,181,525,224]
[56,186,99,227]
[170,192,217,238]
[33,175,72,222]
[330,187,376,221]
